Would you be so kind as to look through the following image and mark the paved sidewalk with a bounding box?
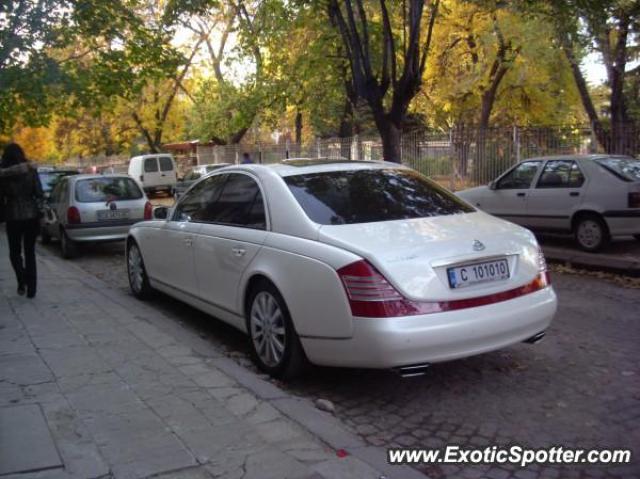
[0,232,415,479]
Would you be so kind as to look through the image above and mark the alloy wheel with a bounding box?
[250,291,287,367]
[128,244,144,294]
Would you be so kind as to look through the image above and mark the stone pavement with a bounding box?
[0,231,417,479]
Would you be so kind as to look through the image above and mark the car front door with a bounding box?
[480,161,542,226]
[193,173,268,318]
[142,178,222,295]
[525,159,586,231]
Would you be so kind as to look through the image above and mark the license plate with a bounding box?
[97,209,130,220]
[447,258,510,289]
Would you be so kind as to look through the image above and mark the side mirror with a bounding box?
[152,206,169,220]
[489,180,497,190]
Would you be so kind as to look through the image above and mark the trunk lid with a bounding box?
[318,212,541,301]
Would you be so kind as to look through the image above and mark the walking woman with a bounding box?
[0,143,43,298]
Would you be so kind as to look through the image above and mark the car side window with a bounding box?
[49,181,61,202]
[57,180,68,204]
[173,175,226,222]
[537,160,585,188]
[496,162,541,189]
[203,173,266,229]
[144,158,158,173]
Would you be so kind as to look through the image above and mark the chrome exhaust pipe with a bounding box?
[523,331,546,344]
[394,363,431,378]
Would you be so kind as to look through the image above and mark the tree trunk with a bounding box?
[295,111,303,145]
[558,31,610,151]
[379,120,402,163]
[338,99,353,159]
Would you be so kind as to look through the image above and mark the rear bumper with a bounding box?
[144,185,173,193]
[300,286,557,369]
[65,224,136,242]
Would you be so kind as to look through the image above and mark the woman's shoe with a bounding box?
[17,284,26,296]
[27,287,36,299]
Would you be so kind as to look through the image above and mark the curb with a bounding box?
[543,246,640,278]
[41,251,426,479]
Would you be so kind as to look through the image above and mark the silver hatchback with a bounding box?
[41,174,152,258]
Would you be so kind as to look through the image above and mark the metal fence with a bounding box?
[70,124,639,191]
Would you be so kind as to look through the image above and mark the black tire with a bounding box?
[127,241,154,300]
[60,228,78,259]
[573,214,610,252]
[246,280,306,379]
[40,226,51,245]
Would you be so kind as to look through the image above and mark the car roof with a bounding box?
[68,174,133,182]
[522,154,634,162]
[131,154,173,160]
[195,163,231,168]
[223,158,406,178]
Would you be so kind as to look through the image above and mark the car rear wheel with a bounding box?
[127,241,153,299]
[574,214,609,252]
[60,229,77,259]
[247,281,306,379]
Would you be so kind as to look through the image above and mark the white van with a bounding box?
[128,154,177,195]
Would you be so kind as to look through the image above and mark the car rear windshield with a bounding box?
[595,157,640,182]
[284,168,474,225]
[75,177,143,203]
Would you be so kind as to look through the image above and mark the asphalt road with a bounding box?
[36,231,640,479]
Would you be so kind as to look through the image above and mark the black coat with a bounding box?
[0,164,44,222]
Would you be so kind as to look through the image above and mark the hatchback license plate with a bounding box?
[447,259,509,289]
[97,209,130,220]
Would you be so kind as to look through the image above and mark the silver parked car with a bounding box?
[457,155,640,251]
[174,163,231,199]
[42,174,152,258]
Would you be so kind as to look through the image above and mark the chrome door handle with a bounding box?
[184,237,193,247]
[232,247,246,257]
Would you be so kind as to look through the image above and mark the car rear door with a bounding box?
[525,159,586,231]
[157,156,176,188]
[479,161,542,226]
[193,173,268,315]
[142,157,160,188]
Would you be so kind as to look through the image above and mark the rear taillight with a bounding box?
[144,201,153,220]
[338,260,403,301]
[67,206,81,224]
[537,247,551,284]
[628,192,640,208]
[337,259,550,318]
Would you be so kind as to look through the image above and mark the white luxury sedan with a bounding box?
[457,155,640,252]
[126,159,557,378]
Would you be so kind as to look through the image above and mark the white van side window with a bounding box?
[144,158,158,172]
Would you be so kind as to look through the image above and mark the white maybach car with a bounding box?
[126,160,557,378]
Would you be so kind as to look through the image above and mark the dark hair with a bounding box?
[1,143,27,168]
